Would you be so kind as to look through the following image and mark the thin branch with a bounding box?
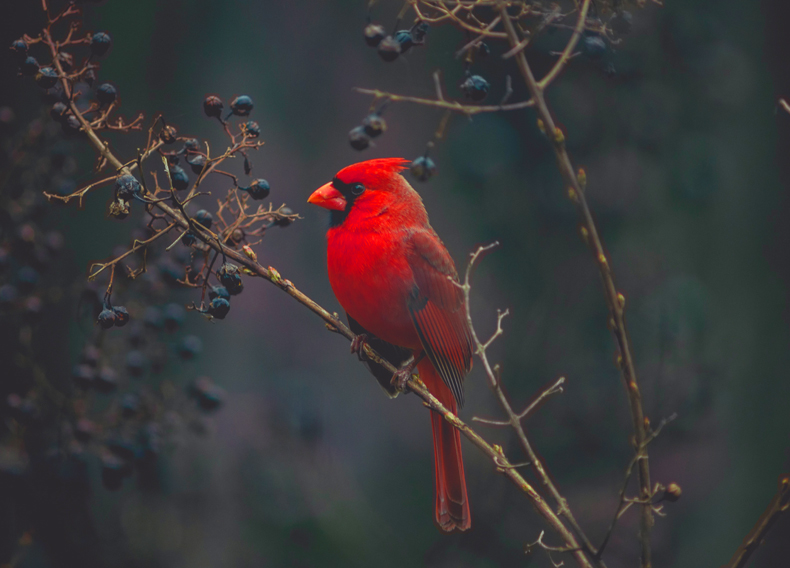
[723,474,790,568]
[354,87,534,115]
[498,5,655,568]
[473,375,565,427]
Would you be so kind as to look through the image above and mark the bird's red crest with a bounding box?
[334,158,409,188]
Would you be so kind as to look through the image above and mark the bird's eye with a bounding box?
[351,183,365,196]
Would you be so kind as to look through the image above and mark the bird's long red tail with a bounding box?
[419,360,470,532]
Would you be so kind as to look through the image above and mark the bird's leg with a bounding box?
[391,352,425,392]
[350,333,369,361]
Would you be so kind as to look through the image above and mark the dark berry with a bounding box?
[208,286,230,301]
[194,209,213,229]
[90,32,112,56]
[275,207,294,227]
[97,308,116,329]
[218,263,243,295]
[107,437,137,462]
[95,83,117,105]
[410,156,436,182]
[394,30,414,53]
[74,419,96,442]
[62,115,81,135]
[169,165,189,191]
[207,297,230,319]
[143,306,163,329]
[189,377,225,412]
[364,23,386,47]
[349,126,370,150]
[243,120,260,138]
[126,350,146,377]
[610,11,633,37]
[95,367,118,393]
[412,22,430,43]
[81,344,101,367]
[244,179,270,200]
[362,114,386,138]
[178,335,203,360]
[377,36,400,62]
[50,102,68,122]
[228,227,245,244]
[460,74,490,102]
[83,69,96,86]
[183,138,200,152]
[186,153,206,174]
[19,56,39,76]
[583,35,607,60]
[113,306,129,327]
[163,302,185,332]
[159,125,177,144]
[115,174,142,201]
[10,39,28,63]
[72,364,95,389]
[35,67,58,89]
[203,95,223,119]
[230,95,254,116]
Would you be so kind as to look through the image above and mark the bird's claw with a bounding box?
[390,354,422,392]
[350,334,369,361]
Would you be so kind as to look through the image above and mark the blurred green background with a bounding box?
[2,0,790,566]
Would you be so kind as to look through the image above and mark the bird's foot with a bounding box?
[350,334,369,361]
[390,353,424,392]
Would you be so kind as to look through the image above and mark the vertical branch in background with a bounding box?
[497,3,655,567]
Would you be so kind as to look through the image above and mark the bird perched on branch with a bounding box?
[308,158,473,532]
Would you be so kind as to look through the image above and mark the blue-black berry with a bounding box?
[394,30,414,53]
[377,36,400,62]
[349,126,370,150]
[11,39,28,63]
[113,306,129,327]
[207,297,230,319]
[243,120,260,138]
[90,32,112,56]
[194,209,213,229]
[583,35,607,60]
[364,23,386,47]
[19,56,39,76]
[126,350,146,377]
[412,22,429,43]
[218,263,243,295]
[169,165,189,191]
[35,67,58,89]
[183,138,200,152]
[460,74,490,102]
[275,207,294,227]
[208,286,230,301]
[203,95,223,119]
[179,335,203,359]
[115,174,142,201]
[96,83,117,105]
[610,11,633,37]
[362,114,386,137]
[163,302,185,331]
[230,95,254,116]
[410,156,436,182]
[186,153,206,174]
[50,102,68,122]
[97,308,116,329]
[244,179,270,200]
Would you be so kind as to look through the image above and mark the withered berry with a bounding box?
[364,23,386,47]
[95,83,117,105]
[275,207,294,227]
[207,297,230,319]
[244,179,270,200]
[113,306,130,327]
[169,165,189,191]
[349,126,370,150]
[115,174,142,201]
[159,125,177,144]
[183,138,200,152]
[194,209,213,229]
[35,67,58,89]
[50,102,68,122]
[362,114,386,138]
[97,308,116,329]
[90,32,112,56]
[410,156,436,182]
[243,120,260,137]
[203,95,223,119]
[186,153,206,174]
[230,95,254,116]
[208,286,230,301]
[460,74,490,102]
[218,263,243,295]
[377,36,400,62]
[583,35,607,59]
[19,56,39,76]
[10,39,28,63]
[394,30,414,53]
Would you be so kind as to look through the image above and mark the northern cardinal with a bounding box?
[308,158,473,532]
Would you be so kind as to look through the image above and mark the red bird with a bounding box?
[308,158,473,532]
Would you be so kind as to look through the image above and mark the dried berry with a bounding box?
[218,263,243,295]
[349,126,370,150]
[19,56,39,76]
[186,153,206,174]
[583,35,607,60]
[244,179,270,200]
[35,67,58,89]
[209,286,230,301]
[362,114,386,137]
[228,227,245,244]
[169,165,189,191]
[207,297,230,319]
[90,32,112,56]
[412,22,429,43]
[230,95,254,116]
[10,38,28,63]
[115,174,142,201]
[460,74,490,102]
[50,102,68,122]
[377,36,400,62]
[159,124,177,144]
[243,120,260,138]
[113,306,130,327]
[95,83,117,105]
[394,30,414,53]
[97,308,116,329]
[203,95,223,118]
[275,207,294,227]
[410,156,436,182]
[364,23,386,47]
[183,138,200,152]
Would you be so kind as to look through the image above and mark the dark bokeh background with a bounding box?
[2,0,790,566]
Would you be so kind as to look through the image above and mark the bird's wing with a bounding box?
[406,228,473,407]
[347,313,412,398]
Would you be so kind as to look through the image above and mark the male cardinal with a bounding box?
[308,158,473,532]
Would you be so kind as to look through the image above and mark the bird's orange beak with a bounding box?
[308,182,347,211]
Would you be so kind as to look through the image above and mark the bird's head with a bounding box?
[308,158,423,227]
